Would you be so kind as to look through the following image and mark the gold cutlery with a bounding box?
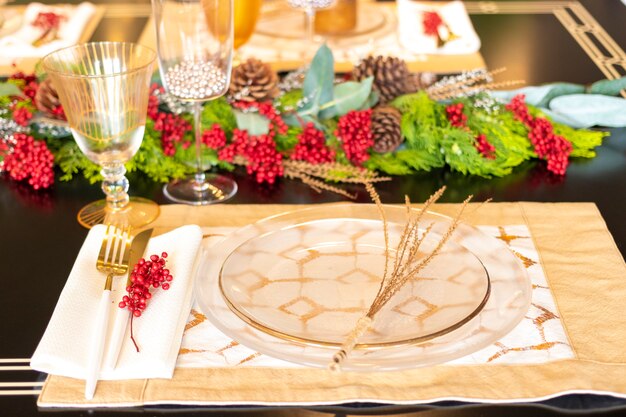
[85,224,131,400]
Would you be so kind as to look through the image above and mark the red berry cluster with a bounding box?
[12,107,33,127]
[445,103,467,128]
[475,134,495,159]
[0,133,54,190]
[335,109,374,166]
[422,11,443,37]
[291,123,335,164]
[506,94,572,175]
[146,85,192,156]
[216,101,289,184]
[220,129,284,184]
[32,12,65,31]
[119,252,172,351]
[201,124,227,149]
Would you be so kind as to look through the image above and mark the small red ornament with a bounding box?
[335,109,374,166]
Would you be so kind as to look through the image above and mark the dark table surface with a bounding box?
[1,0,626,416]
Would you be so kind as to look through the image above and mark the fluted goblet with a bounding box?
[151,0,237,205]
[42,42,159,228]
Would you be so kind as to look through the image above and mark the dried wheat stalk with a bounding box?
[329,186,473,371]
[425,67,523,100]
[284,160,390,199]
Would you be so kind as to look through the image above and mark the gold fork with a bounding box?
[85,224,132,400]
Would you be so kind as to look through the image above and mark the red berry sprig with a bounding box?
[445,103,467,128]
[32,12,65,32]
[445,102,497,160]
[335,109,374,166]
[12,107,33,127]
[506,94,572,175]
[475,133,496,159]
[291,123,335,164]
[119,252,173,352]
[0,133,54,190]
[422,11,444,37]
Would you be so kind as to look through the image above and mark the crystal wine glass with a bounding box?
[151,0,237,205]
[42,42,159,228]
[287,0,337,55]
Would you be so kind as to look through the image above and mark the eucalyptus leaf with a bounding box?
[360,90,380,110]
[589,76,626,96]
[0,82,23,97]
[548,94,626,128]
[234,110,270,135]
[301,44,334,116]
[319,77,373,119]
[490,83,584,107]
[282,112,322,129]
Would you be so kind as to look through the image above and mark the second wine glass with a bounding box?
[151,0,237,205]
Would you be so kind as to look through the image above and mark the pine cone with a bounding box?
[35,77,64,119]
[229,58,279,102]
[371,105,403,153]
[352,56,413,104]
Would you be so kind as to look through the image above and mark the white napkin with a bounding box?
[31,224,203,381]
[397,0,481,55]
[0,2,97,65]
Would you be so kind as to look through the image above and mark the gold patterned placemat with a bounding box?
[38,202,626,406]
[0,5,105,77]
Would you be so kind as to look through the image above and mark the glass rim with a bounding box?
[41,41,157,80]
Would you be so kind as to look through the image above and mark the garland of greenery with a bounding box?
[0,45,611,193]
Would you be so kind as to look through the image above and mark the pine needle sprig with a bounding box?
[329,186,473,371]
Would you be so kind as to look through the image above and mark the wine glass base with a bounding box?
[77,197,161,229]
[163,174,237,205]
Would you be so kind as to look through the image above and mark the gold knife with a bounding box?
[104,228,153,370]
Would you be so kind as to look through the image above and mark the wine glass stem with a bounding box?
[193,101,206,187]
[305,7,315,46]
[101,163,129,210]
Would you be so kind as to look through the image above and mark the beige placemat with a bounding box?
[38,202,626,406]
[0,5,105,76]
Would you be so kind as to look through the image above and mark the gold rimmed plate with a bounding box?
[195,204,531,371]
[219,217,491,348]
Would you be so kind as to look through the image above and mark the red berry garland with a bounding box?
[445,103,496,159]
[119,252,173,352]
[336,109,374,166]
[0,133,54,190]
[506,94,572,175]
[291,123,336,164]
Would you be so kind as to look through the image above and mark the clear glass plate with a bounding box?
[219,218,491,347]
[195,204,532,371]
